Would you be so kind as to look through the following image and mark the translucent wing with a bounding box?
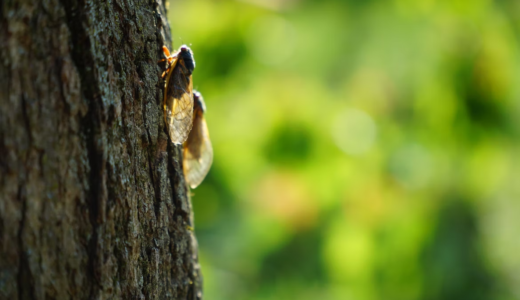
[164,58,194,144]
[183,104,213,188]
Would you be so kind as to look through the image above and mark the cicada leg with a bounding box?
[159,46,181,78]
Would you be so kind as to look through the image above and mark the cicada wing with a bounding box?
[163,60,194,144]
[183,111,213,188]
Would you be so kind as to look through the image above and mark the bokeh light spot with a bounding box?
[331,108,377,156]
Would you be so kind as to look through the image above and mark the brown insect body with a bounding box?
[162,45,195,144]
[183,91,213,188]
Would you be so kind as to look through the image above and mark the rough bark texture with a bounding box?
[0,0,202,299]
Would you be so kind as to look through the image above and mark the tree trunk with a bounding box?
[0,0,202,299]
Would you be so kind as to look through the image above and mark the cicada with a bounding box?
[161,45,196,144]
[183,91,213,188]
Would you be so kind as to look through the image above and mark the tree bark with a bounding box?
[0,0,202,299]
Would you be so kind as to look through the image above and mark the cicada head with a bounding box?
[179,45,195,75]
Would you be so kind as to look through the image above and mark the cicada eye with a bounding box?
[193,91,206,113]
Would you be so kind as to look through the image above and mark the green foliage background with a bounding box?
[169,0,520,299]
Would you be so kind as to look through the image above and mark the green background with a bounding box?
[168,0,520,299]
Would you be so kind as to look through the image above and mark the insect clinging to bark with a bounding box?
[183,91,213,189]
[160,45,196,145]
